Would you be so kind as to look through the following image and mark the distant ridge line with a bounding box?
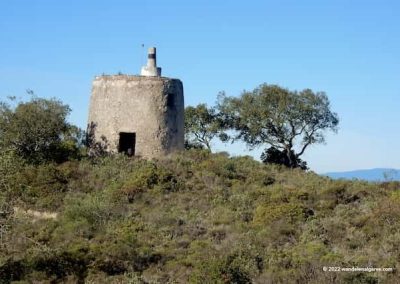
[324,168,400,181]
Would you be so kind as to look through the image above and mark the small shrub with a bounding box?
[63,192,123,229]
[253,202,306,225]
[190,254,252,284]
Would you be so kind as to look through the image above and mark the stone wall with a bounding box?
[88,75,184,158]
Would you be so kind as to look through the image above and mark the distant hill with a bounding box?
[325,168,400,181]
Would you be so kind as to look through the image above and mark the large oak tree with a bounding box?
[218,84,339,168]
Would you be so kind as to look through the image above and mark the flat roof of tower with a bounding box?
[93,74,181,82]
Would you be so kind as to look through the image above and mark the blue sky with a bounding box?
[1,0,399,173]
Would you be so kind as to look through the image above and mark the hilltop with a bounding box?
[0,150,399,283]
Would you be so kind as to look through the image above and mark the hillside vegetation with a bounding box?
[1,150,399,283]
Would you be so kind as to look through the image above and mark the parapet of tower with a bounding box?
[140,47,162,77]
[87,47,184,159]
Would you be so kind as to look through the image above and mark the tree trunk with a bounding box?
[285,146,294,168]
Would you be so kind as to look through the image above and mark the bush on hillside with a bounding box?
[0,95,82,164]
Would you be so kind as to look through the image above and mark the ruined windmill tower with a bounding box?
[87,47,184,158]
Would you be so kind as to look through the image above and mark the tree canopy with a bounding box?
[218,84,339,168]
[184,104,227,150]
[0,96,81,164]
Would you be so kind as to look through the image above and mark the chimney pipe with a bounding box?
[141,47,162,76]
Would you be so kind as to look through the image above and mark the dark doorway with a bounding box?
[119,132,136,156]
[167,93,175,108]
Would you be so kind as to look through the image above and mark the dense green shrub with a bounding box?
[0,96,82,164]
[63,191,124,229]
[0,150,399,283]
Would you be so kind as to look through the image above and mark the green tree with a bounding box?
[0,95,81,164]
[218,84,339,168]
[184,104,227,151]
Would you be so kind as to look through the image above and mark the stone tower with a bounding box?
[87,47,184,158]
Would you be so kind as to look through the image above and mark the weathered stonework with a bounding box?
[88,75,184,158]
